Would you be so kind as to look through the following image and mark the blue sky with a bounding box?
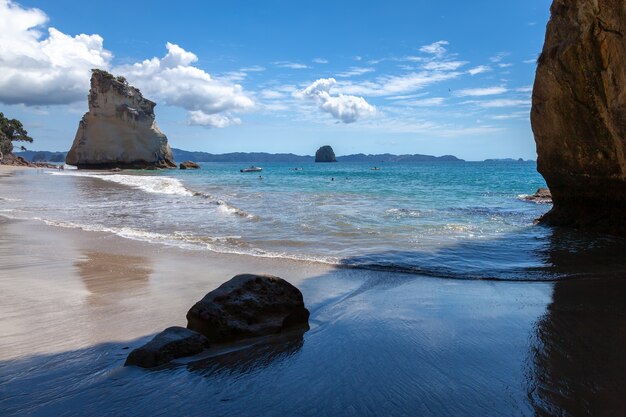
[0,0,552,160]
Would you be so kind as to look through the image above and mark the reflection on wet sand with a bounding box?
[529,230,626,416]
[187,331,306,376]
[75,251,152,297]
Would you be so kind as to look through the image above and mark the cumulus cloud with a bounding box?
[454,86,507,97]
[296,78,376,123]
[188,111,241,128]
[0,0,112,105]
[115,42,254,128]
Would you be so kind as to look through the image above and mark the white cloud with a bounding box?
[475,99,530,108]
[260,89,286,99]
[498,63,512,68]
[419,41,449,57]
[313,58,328,64]
[515,86,533,93]
[273,61,308,69]
[296,78,376,123]
[338,71,461,97]
[115,42,254,128]
[0,0,112,105]
[489,111,529,120]
[422,60,467,71]
[467,65,491,75]
[336,67,375,78]
[454,86,507,97]
[489,52,510,63]
[188,111,241,128]
[401,97,445,107]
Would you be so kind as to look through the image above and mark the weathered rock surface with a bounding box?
[315,145,337,163]
[186,274,310,343]
[179,161,200,169]
[124,326,209,368]
[531,0,626,234]
[66,69,176,169]
[522,187,553,204]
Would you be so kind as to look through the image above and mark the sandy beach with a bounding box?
[1,166,626,416]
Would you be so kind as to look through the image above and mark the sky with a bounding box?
[0,0,553,160]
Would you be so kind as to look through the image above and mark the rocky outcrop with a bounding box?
[522,187,553,204]
[0,153,57,168]
[186,274,310,343]
[124,326,209,368]
[531,0,626,234]
[66,69,176,169]
[315,145,337,163]
[179,161,200,169]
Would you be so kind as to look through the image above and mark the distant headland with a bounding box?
[16,148,468,164]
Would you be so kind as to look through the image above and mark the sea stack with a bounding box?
[531,0,626,235]
[315,145,337,162]
[66,69,176,169]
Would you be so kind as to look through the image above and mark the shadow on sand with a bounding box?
[1,226,626,416]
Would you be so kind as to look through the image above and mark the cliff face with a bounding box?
[66,70,176,169]
[531,0,626,234]
[315,145,337,163]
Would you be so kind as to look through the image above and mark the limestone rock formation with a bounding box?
[66,69,176,169]
[315,145,337,162]
[124,326,209,368]
[531,0,626,234]
[179,161,200,169]
[186,274,310,343]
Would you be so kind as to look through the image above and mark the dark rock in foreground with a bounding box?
[186,274,310,343]
[315,145,337,163]
[531,0,626,235]
[522,187,552,204]
[124,326,209,368]
[179,161,200,170]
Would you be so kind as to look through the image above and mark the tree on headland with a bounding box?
[0,112,33,155]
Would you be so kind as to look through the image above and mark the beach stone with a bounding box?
[523,187,552,204]
[531,0,626,234]
[315,145,337,163]
[124,326,209,368]
[179,161,200,169]
[186,274,310,343]
[66,69,176,170]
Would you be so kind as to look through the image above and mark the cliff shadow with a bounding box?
[526,232,626,416]
[327,225,626,416]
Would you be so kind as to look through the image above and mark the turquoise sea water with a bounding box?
[5,159,625,280]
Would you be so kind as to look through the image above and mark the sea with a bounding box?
[3,160,626,416]
[2,160,625,281]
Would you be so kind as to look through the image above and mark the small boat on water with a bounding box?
[240,166,263,173]
[371,167,381,171]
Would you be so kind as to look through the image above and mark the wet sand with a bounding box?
[1,168,626,416]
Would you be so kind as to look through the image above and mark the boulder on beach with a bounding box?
[124,326,209,368]
[186,274,310,343]
[315,145,337,163]
[66,69,176,169]
[531,0,626,234]
[179,161,200,170]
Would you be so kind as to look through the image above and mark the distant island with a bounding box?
[16,148,466,164]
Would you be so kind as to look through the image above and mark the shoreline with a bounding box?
[2,166,626,416]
